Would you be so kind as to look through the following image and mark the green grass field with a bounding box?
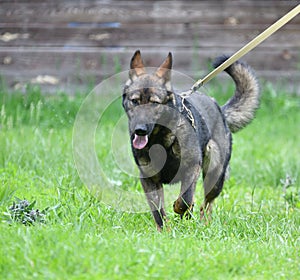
[0,82,299,279]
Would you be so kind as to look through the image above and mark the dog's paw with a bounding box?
[173,198,194,219]
[173,198,185,215]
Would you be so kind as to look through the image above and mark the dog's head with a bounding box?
[122,50,175,150]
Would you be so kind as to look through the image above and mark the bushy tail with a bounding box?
[213,55,260,133]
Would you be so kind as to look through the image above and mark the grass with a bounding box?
[0,81,299,279]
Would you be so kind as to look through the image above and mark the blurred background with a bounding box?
[0,0,299,93]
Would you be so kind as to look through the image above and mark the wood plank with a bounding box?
[2,70,299,95]
[1,48,298,78]
[0,24,298,48]
[1,1,299,25]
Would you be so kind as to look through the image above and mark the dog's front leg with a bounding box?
[173,166,200,218]
[140,177,166,231]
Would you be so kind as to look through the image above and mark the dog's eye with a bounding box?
[130,99,139,105]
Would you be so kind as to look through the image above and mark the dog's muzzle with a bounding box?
[132,124,149,150]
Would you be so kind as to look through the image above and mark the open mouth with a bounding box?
[132,134,148,150]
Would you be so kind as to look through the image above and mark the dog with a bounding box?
[122,50,260,230]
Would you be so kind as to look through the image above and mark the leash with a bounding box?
[180,4,300,97]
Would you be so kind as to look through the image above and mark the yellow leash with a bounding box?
[181,4,300,96]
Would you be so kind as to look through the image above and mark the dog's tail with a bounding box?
[213,55,260,133]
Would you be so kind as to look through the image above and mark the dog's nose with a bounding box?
[135,124,148,136]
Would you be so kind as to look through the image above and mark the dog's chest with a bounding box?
[134,128,181,183]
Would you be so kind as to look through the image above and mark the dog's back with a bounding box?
[185,57,260,210]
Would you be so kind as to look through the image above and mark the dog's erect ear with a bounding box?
[129,50,146,80]
[155,52,172,81]
[155,52,173,91]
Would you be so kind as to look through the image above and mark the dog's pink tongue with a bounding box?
[133,134,148,150]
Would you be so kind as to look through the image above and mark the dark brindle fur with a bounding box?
[122,50,260,230]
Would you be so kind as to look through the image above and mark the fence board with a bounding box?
[1,1,299,24]
[0,25,299,48]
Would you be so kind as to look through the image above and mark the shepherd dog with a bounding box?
[122,50,260,230]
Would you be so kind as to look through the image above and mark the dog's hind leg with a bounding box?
[141,178,166,231]
[200,140,230,220]
[200,175,225,220]
[173,165,201,219]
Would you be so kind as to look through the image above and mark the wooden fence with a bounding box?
[0,0,299,93]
